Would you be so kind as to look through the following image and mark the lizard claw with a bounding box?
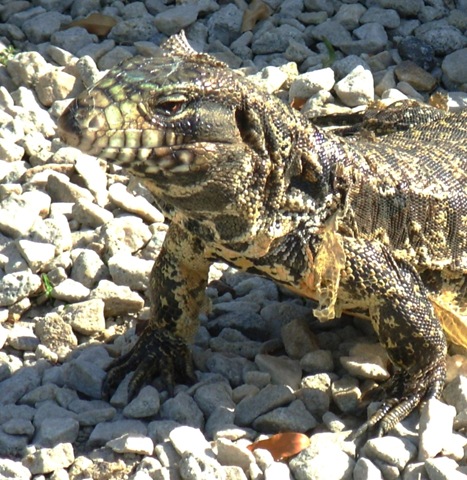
[103,327,196,401]
[352,359,446,440]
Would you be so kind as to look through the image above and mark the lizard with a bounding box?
[57,32,467,436]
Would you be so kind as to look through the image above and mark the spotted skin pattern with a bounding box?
[58,32,467,436]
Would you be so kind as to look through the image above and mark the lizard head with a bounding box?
[58,32,303,241]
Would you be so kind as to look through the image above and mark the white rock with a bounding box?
[22,442,75,475]
[107,433,154,455]
[169,426,213,457]
[51,278,90,302]
[334,65,374,107]
[60,299,106,335]
[108,252,154,291]
[0,270,42,307]
[17,240,56,273]
[108,182,164,223]
[75,155,109,206]
[419,398,456,460]
[0,191,50,238]
[89,279,145,317]
[0,458,31,480]
[289,68,335,102]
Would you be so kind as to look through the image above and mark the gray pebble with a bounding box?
[62,357,106,399]
[0,430,30,458]
[281,317,319,360]
[109,19,158,44]
[210,328,263,359]
[2,418,34,437]
[0,367,41,406]
[255,353,302,390]
[193,382,234,417]
[96,45,135,70]
[207,3,242,46]
[205,352,253,387]
[154,5,199,37]
[298,373,333,417]
[46,172,94,204]
[123,385,161,419]
[88,419,147,447]
[442,48,467,86]
[443,375,467,413]
[34,416,79,447]
[160,392,205,430]
[205,407,236,440]
[334,3,366,30]
[331,376,361,413]
[16,240,56,273]
[415,22,467,55]
[253,399,317,433]
[235,384,294,427]
[51,27,98,55]
[65,298,106,334]
[301,349,334,374]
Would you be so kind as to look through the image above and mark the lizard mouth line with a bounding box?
[100,141,222,174]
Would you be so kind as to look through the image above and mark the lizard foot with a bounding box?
[354,358,446,439]
[102,327,196,400]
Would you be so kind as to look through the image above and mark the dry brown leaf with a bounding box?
[242,0,271,32]
[64,13,117,37]
[290,97,307,110]
[247,432,311,461]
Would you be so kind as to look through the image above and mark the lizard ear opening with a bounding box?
[235,105,267,157]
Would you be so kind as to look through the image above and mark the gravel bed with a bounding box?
[0,0,467,479]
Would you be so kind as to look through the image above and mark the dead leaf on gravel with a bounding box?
[64,13,117,37]
[242,0,271,32]
[247,432,311,461]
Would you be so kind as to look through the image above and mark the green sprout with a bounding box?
[41,273,54,298]
[0,45,18,66]
[321,37,336,68]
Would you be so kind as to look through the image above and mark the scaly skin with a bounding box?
[58,32,467,436]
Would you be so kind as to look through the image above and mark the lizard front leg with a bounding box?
[103,221,210,399]
[340,238,447,436]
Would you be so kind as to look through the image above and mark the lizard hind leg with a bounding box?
[342,240,448,438]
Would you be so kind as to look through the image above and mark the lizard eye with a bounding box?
[155,99,186,116]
